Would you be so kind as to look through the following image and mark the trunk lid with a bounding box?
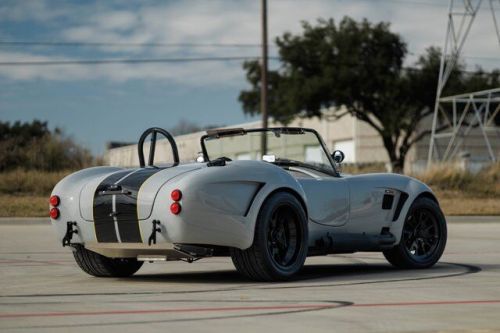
[79,164,201,223]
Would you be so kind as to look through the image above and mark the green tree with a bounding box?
[239,17,499,172]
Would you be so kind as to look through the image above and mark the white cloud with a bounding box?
[0,52,92,80]
[0,0,498,84]
[0,50,246,86]
[0,1,67,22]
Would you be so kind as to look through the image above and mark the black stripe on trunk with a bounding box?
[115,168,161,243]
[93,170,134,243]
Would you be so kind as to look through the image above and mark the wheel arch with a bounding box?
[390,184,441,246]
[230,186,310,281]
[262,187,309,220]
[415,191,439,205]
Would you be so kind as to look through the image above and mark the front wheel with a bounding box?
[72,245,143,277]
[230,191,308,281]
[384,197,447,268]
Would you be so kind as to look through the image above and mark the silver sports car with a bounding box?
[50,127,447,281]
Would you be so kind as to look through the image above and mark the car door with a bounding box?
[298,175,349,227]
[342,174,404,235]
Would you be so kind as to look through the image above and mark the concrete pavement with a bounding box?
[0,218,499,332]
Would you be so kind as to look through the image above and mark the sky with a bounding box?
[0,0,499,155]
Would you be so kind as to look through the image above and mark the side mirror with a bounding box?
[196,152,205,163]
[332,150,345,163]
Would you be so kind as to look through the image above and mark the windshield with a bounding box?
[202,128,336,175]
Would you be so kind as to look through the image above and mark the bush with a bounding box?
[0,120,95,171]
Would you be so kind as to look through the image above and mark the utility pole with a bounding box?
[260,0,269,155]
[427,0,500,167]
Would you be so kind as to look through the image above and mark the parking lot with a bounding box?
[1,218,499,332]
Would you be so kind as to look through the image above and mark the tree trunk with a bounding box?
[382,136,406,174]
[391,158,405,174]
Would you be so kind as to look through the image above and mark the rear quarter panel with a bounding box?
[50,166,122,243]
[147,160,307,249]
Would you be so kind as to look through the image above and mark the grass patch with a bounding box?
[0,169,72,196]
[414,163,500,197]
[0,165,498,217]
[0,169,72,217]
[342,162,386,174]
[0,195,49,217]
[434,190,500,216]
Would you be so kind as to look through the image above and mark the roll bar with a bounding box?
[138,127,179,168]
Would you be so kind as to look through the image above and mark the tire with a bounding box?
[72,245,143,277]
[383,197,447,269]
[230,191,308,281]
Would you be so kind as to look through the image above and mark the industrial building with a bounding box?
[105,109,499,173]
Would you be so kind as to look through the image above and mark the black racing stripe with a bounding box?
[118,168,162,190]
[93,170,135,243]
[114,193,142,243]
[115,168,162,243]
[93,195,118,243]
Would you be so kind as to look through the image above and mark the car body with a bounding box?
[50,127,447,281]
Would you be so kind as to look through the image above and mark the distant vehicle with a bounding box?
[50,127,447,281]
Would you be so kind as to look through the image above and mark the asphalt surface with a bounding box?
[1,217,499,332]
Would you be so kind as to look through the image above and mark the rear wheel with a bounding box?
[72,245,143,277]
[383,197,447,268]
[230,192,308,281]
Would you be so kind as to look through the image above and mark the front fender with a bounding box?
[388,175,439,244]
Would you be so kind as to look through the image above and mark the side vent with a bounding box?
[382,193,394,210]
[392,192,409,221]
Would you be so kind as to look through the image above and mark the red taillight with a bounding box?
[50,195,60,207]
[170,202,181,215]
[50,207,60,219]
[171,189,182,201]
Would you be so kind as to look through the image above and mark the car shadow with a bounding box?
[128,262,457,284]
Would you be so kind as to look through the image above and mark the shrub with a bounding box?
[0,120,95,171]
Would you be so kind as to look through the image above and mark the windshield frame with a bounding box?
[200,127,339,177]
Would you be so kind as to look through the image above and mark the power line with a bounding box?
[407,51,500,61]
[274,0,498,10]
[1,40,497,61]
[0,56,280,66]
[0,56,496,77]
[0,41,269,48]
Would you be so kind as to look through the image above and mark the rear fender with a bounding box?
[148,160,306,250]
[50,166,123,244]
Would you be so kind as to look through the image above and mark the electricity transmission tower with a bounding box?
[427,0,500,166]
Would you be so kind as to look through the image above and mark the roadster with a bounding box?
[50,127,447,281]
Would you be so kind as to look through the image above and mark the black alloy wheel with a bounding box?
[383,197,447,269]
[267,205,300,268]
[230,191,308,281]
[402,208,441,260]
